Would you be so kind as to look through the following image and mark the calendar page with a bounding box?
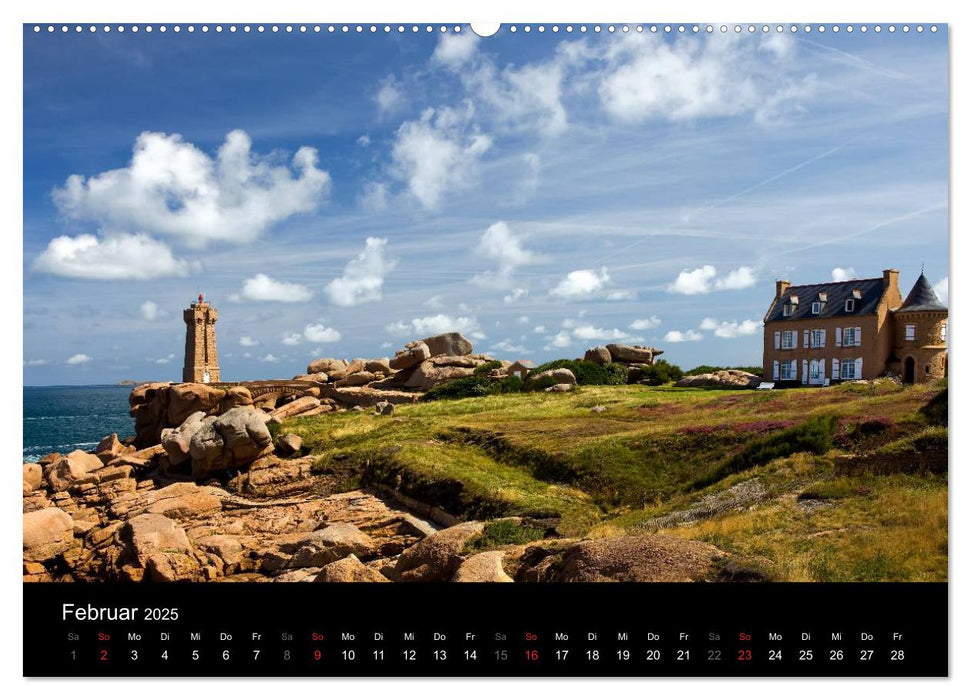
[22,20,948,677]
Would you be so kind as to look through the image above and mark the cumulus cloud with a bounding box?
[550,267,610,299]
[52,130,329,248]
[669,265,756,294]
[282,333,302,346]
[570,324,637,341]
[473,222,543,288]
[700,318,761,338]
[375,75,406,115]
[260,354,279,363]
[504,288,529,304]
[490,339,529,355]
[359,181,389,211]
[832,267,858,282]
[34,232,191,280]
[239,336,258,347]
[66,353,92,365]
[598,34,812,125]
[24,359,48,366]
[140,300,168,321]
[385,314,484,340]
[325,237,396,307]
[240,273,313,303]
[934,276,948,305]
[630,316,662,330]
[432,31,479,67]
[154,354,175,364]
[664,330,702,343]
[303,324,342,344]
[391,107,492,209]
[545,330,572,349]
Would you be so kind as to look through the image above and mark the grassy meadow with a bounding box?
[286,380,947,582]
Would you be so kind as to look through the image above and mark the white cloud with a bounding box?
[432,31,479,67]
[24,359,48,366]
[533,325,546,334]
[630,316,662,330]
[669,265,756,294]
[550,267,610,299]
[664,330,703,343]
[517,315,530,325]
[303,324,342,344]
[606,290,636,301]
[359,181,388,211]
[423,295,445,309]
[934,276,948,305]
[490,339,529,355]
[545,330,573,350]
[52,130,329,247]
[260,354,279,363]
[504,288,529,304]
[598,34,811,125]
[282,333,302,346]
[473,222,543,288]
[571,324,637,341]
[325,237,396,307]
[832,267,858,282]
[357,134,371,147]
[154,354,175,364]
[66,353,92,365]
[700,318,761,338]
[140,300,168,321]
[714,265,757,290]
[239,336,259,347]
[391,107,492,210]
[385,314,484,340]
[240,273,313,303]
[375,75,405,115]
[34,232,190,280]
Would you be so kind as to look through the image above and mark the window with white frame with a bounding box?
[905,324,916,341]
[941,321,947,342]
[840,358,856,380]
[781,330,795,349]
[810,329,825,348]
[783,303,793,317]
[843,327,858,346]
[780,361,796,380]
[812,301,822,314]
[810,360,822,380]
[845,299,855,312]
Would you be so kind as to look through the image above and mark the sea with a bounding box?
[23,385,134,463]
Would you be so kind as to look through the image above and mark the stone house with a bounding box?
[507,360,535,379]
[762,269,947,384]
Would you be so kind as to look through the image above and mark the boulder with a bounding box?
[314,554,390,583]
[335,371,379,388]
[189,407,274,479]
[374,401,395,416]
[228,455,315,498]
[452,550,514,582]
[606,344,662,365]
[121,513,191,567]
[145,551,202,582]
[161,411,207,466]
[23,463,43,493]
[23,508,74,562]
[422,332,473,357]
[675,370,761,389]
[518,534,726,582]
[307,358,348,376]
[545,383,575,393]
[584,346,612,365]
[531,368,577,386]
[269,396,321,420]
[48,450,105,492]
[280,523,376,569]
[389,342,430,371]
[195,535,244,572]
[95,433,133,463]
[394,521,485,582]
[590,405,608,414]
[329,359,365,381]
[293,372,329,383]
[275,433,303,457]
[143,483,224,519]
[364,358,392,374]
[167,383,227,426]
[406,363,475,391]
[218,386,253,413]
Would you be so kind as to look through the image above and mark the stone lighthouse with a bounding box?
[183,293,220,383]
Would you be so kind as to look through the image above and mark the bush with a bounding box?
[921,387,947,426]
[639,359,684,386]
[693,415,837,489]
[527,359,628,387]
[473,360,504,377]
[686,364,763,377]
[422,376,491,401]
[463,519,547,554]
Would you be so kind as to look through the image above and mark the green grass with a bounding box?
[463,519,548,554]
[284,381,947,580]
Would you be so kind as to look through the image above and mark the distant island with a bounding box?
[116,380,137,386]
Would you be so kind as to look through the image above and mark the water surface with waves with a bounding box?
[23,385,133,462]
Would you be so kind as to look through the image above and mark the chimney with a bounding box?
[775,280,791,298]
[883,269,899,291]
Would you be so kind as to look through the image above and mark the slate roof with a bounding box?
[898,273,947,312]
[765,277,886,323]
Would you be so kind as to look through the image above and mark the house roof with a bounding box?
[898,273,947,312]
[765,277,885,323]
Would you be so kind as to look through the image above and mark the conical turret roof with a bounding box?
[899,273,946,312]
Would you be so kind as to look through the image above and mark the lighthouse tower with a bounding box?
[183,293,220,383]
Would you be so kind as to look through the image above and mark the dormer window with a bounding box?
[845,299,856,312]
[818,293,828,302]
[789,295,799,305]
[852,289,862,300]
[783,303,793,317]
[812,301,822,314]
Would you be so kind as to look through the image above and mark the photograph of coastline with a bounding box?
[23,24,947,584]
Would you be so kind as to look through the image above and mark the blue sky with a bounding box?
[23,25,948,384]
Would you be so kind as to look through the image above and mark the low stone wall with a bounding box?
[834,448,947,476]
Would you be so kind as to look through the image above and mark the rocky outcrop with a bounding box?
[675,370,761,389]
[584,346,613,365]
[48,450,105,492]
[161,411,207,466]
[307,358,348,376]
[23,463,43,493]
[452,550,514,582]
[393,521,485,582]
[275,433,303,457]
[269,396,321,420]
[95,434,134,464]
[531,368,577,386]
[315,554,390,583]
[422,332,473,357]
[189,407,274,479]
[23,508,74,562]
[390,342,431,370]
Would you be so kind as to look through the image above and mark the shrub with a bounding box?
[921,387,947,426]
[528,359,628,387]
[497,375,525,393]
[686,364,763,377]
[473,360,504,377]
[463,519,547,554]
[692,415,838,489]
[422,376,491,401]
[639,359,684,386]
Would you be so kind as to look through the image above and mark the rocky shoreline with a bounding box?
[24,332,743,584]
